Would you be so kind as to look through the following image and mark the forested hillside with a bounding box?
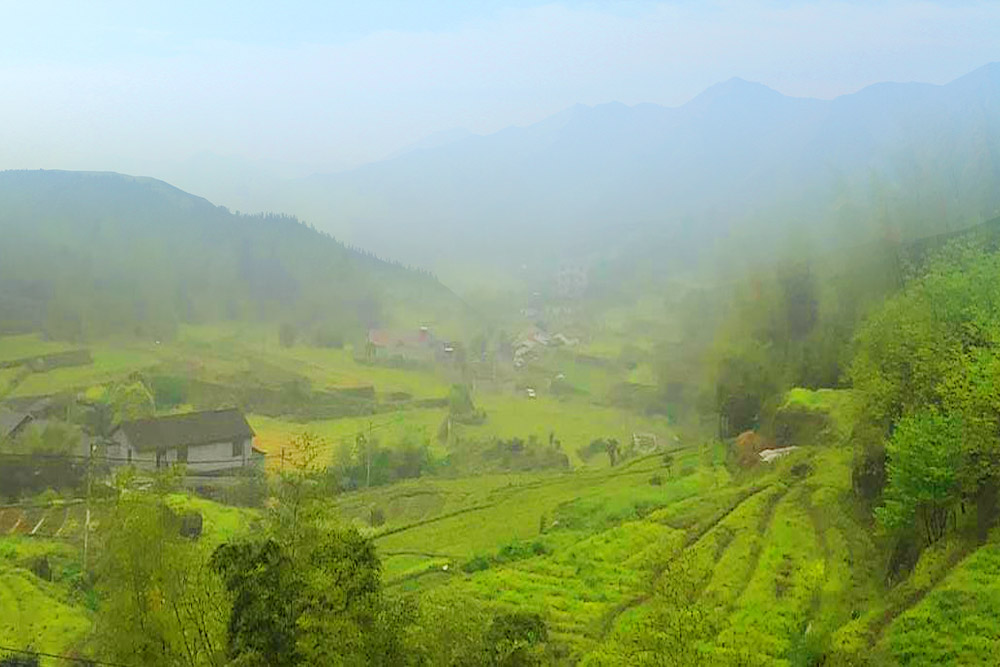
[0,170,475,342]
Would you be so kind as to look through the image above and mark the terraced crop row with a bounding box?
[451,519,684,654]
[0,505,87,540]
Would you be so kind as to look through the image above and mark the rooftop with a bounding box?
[115,408,254,452]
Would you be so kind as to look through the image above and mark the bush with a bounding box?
[486,612,549,666]
[29,556,52,581]
[150,375,189,409]
[496,540,547,563]
[576,439,606,462]
[179,512,203,539]
[462,555,491,573]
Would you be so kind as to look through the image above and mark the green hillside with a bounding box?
[0,170,476,342]
[6,178,1000,665]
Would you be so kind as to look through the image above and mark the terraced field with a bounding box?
[0,503,88,540]
[334,437,948,664]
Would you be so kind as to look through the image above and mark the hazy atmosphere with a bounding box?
[3,2,1000,666]
[3,1,1000,214]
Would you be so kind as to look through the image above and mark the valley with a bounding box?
[2,24,1000,662]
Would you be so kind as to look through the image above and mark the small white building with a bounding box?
[109,408,263,474]
[758,446,799,463]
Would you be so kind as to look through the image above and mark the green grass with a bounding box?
[458,395,675,467]
[879,539,1000,665]
[11,347,159,397]
[249,409,448,465]
[327,444,719,655]
[174,323,452,398]
[0,566,91,655]
[163,494,258,545]
[350,451,702,574]
[249,390,677,473]
[714,484,825,663]
[3,324,455,404]
[273,345,451,397]
[782,387,854,422]
[0,334,75,364]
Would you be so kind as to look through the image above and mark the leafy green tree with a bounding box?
[213,489,406,664]
[406,593,493,665]
[592,438,620,467]
[295,528,395,664]
[109,379,156,423]
[777,261,818,342]
[94,486,227,666]
[852,244,1000,534]
[210,540,301,667]
[486,612,549,666]
[713,341,779,437]
[876,410,962,545]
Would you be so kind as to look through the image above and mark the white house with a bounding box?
[109,408,263,474]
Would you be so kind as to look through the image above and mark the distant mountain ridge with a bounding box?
[0,170,474,341]
[285,63,1000,272]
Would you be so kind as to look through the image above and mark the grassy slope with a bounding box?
[0,329,673,474]
[878,539,1000,665]
[335,388,966,664]
[0,538,92,655]
[0,334,76,364]
[0,567,91,655]
[0,493,257,658]
[334,443,725,655]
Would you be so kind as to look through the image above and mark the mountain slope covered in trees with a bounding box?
[0,170,475,341]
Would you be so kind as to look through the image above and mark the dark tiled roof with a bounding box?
[116,408,254,452]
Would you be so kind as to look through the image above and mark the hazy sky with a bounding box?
[2,0,999,177]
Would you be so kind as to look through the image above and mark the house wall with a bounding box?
[110,433,256,474]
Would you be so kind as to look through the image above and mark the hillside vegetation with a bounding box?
[6,177,1000,665]
[0,170,475,343]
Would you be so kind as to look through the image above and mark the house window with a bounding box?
[177,446,188,463]
[232,439,245,457]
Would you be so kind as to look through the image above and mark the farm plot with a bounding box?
[0,504,87,540]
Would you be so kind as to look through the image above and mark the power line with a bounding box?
[0,644,132,667]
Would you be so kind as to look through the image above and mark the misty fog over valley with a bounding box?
[2,2,1000,666]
